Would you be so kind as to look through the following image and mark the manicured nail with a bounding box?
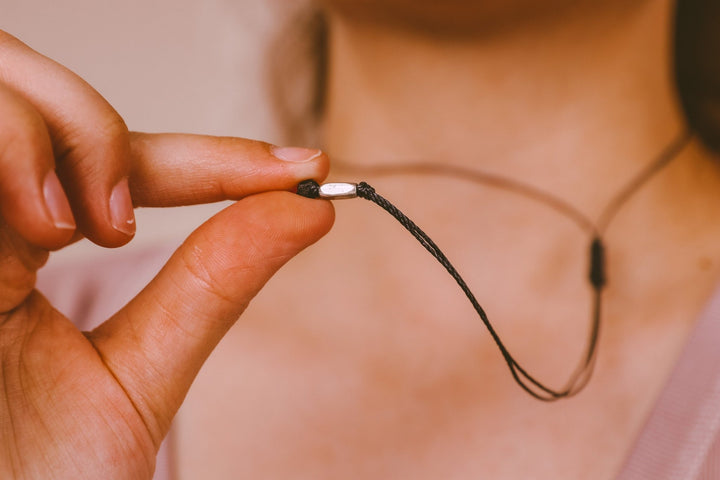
[43,170,76,230]
[272,146,322,162]
[110,177,135,236]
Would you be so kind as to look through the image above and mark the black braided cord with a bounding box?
[297,178,604,401]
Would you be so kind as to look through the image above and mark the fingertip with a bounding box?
[240,191,335,250]
[263,142,331,191]
[65,171,136,249]
[42,170,76,231]
[109,177,136,237]
[271,146,323,163]
[70,177,136,248]
[1,169,76,252]
[294,193,336,241]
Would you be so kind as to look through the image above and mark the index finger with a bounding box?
[128,132,329,207]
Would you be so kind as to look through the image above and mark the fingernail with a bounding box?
[272,146,322,162]
[110,177,135,236]
[43,170,76,230]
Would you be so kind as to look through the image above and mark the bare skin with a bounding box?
[177,0,720,479]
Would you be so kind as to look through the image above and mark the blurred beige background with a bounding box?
[2,0,288,265]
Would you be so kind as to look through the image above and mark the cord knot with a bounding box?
[357,182,375,199]
[296,179,320,198]
[589,237,606,289]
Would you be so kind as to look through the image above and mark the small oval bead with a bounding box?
[318,182,358,199]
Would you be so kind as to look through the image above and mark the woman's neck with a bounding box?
[322,0,686,217]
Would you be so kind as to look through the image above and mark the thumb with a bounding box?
[86,191,334,445]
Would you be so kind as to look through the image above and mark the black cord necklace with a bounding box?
[297,131,692,401]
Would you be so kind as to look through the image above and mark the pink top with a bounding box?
[616,285,720,479]
[37,246,720,480]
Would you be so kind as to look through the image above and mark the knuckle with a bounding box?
[179,243,242,309]
[57,111,130,170]
[94,112,130,147]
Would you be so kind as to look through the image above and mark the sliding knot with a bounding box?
[589,237,606,289]
[357,182,375,199]
[296,179,320,198]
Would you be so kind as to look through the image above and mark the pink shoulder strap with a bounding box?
[617,289,720,479]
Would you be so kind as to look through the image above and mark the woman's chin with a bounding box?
[316,0,584,36]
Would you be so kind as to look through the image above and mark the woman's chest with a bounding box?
[174,285,668,480]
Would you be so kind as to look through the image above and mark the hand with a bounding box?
[0,31,334,479]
